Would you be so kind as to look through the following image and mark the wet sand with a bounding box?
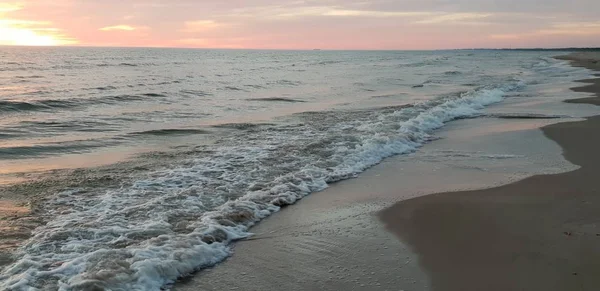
[381,52,600,291]
[2,52,595,290]
[173,54,595,290]
[557,53,600,105]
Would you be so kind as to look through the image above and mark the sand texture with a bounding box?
[173,52,598,290]
[380,52,600,291]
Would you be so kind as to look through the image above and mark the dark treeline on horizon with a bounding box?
[492,47,600,51]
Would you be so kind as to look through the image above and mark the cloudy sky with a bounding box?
[1,0,599,49]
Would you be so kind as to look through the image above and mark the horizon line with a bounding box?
[0,44,599,51]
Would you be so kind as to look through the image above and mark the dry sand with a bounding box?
[381,52,600,291]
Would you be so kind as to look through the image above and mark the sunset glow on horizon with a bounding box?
[0,0,599,49]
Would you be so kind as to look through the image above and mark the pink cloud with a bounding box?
[1,0,599,48]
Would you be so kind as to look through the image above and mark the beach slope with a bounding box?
[380,52,600,291]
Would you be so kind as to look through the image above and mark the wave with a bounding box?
[212,122,269,130]
[0,129,24,139]
[180,90,212,97]
[444,70,462,75]
[244,84,266,89]
[14,75,44,79]
[0,79,525,290]
[103,95,147,102]
[0,139,120,159]
[402,56,449,68]
[421,150,524,160]
[0,94,158,114]
[93,86,117,91]
[485,113,568,119]
[273,79,302,86]
[222,86,245,91]
[18,120,119,133]
[310,60,343,66]
[128,129,210,136]
[247,97,305,103]
[0,99,78,113]
[141,93,167,98]
[96,62,157,68]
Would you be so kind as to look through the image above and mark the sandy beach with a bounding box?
[1,50,597,290]
[172,52,600,291]
[1,1,600,287]
[381,52,600,291]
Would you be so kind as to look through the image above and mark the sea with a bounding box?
[0,47,594,290]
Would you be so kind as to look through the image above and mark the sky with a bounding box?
[0,0,599,49]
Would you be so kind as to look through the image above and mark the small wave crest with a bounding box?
[221,86,246,92]
[96,62,157,68]
[0,94,158,114]
[402,56,449,67]
[128,129,210,136]
[14,75,44,79]
[180,90,212,97]
[444,70,462,75]
[212,123,269,130]
[0,99,78,113]
[93,86,117,91]
[141,93,167,98]
[485,113,568,119]
[422,150,525,160]
[0,129,25,139]
[18,120,119,133]
[310,60,343,66]
[247,97,305,103]
[271,79,302,86]
[0,139,120,159]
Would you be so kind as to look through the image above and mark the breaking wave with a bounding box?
[0,80,524,290]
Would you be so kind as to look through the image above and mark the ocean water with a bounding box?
[0,48,592,290]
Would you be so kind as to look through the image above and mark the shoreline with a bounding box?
[1,51,596,290]
[380,52,600,290]
[173,53,595,290]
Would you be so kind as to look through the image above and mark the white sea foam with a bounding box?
[0,79,526,290]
